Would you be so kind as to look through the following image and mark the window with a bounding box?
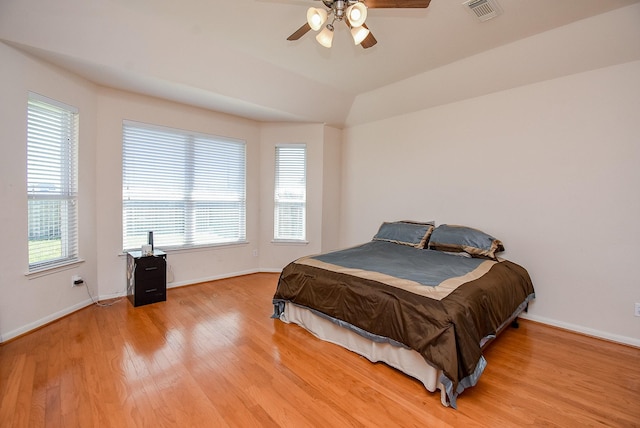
[27,93,79,272]
[122,122,246,251]
[274,144,306,241]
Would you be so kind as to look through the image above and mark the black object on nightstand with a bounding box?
[127,250,167,307]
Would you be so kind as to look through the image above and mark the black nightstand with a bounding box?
[126,250,167,307]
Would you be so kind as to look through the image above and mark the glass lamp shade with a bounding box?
[351,25,370,45]
[346,2,367,28]
[316,26,334,48]
[307,7,328,31]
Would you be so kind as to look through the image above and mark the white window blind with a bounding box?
[122,122,246,251]
[27,93,79,272]
[274,144,306,241]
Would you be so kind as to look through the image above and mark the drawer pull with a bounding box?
[144,267,158,271]
[145,288,158,293]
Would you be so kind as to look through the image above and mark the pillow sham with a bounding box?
[372,221,435,249]
[397,220,435,226]
[428,224,504,260]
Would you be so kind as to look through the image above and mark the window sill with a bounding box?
[271,240,309,245]
[25,259,85,279]
[119,241,250,256]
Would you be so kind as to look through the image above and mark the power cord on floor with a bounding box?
[83,280,124,307]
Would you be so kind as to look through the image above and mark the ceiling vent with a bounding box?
[462,0,502,22]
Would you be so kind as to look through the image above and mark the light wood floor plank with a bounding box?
[0,273,638,427]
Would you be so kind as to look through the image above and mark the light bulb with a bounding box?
[346,2,367,28]
[307,7,328,31]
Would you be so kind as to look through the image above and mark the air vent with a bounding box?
[462,0,502,22]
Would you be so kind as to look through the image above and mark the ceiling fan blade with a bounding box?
[287,22,312,41]
[365,0,431,8]
[360,24,377,49]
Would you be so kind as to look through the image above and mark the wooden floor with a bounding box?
[1,273,639,427]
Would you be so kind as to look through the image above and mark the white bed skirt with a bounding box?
[279,302,448,406]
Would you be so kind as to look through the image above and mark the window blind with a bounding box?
[274,144,306,241]
[122,122,246,251]
[27,93,79,272]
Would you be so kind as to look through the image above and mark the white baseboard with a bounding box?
[2,270,280,343]
[519,313,640,348]
[1,298,93,343]
[10,270,635,350]
[259,268,284,274]
[98,291,127,301]
[166,268,263,289]
[95,268,278,302]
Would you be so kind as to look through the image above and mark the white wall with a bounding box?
[0,42,341,341]
[0,43,267,341]
[0,43,99,340]
[340,60,640,346]
[258,123,342,270]
[95,88,262,297]
[321,126,342,253]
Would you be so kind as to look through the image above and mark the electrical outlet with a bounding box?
[635,303,640,317]
[72,275,84,287]
[252,249,259,257]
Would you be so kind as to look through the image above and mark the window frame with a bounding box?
[273,143,307,243]
[122,120,247,253]
[26,92,80,273]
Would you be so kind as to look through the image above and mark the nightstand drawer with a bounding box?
[127,250,167,307]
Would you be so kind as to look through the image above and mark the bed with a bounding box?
[272,222,535,408]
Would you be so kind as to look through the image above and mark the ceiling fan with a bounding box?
[287,0,432,49]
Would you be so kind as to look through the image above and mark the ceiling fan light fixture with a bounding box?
[350,25,370,45]
[307,7,328,31]
[316,25,334,48]
[289,0,430,49]
[346,2,367,28]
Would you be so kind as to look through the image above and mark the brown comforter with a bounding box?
[272,243,535,406]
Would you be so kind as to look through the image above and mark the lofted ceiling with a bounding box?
[1,0,638,127]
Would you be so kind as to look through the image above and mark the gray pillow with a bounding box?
[428,224,504,259]
[373,221,435,249]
